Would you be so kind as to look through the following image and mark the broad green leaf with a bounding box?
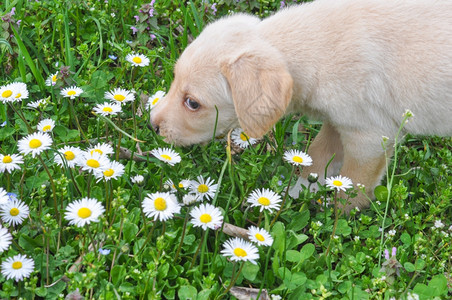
[335,219,351,236]
[178,285,197,300]
[286,250,302,263]
[111,265,126,286]
[242,262,259,281]
[374,185,389,202]
[123,221,138,243]
[428,274,448,296]
[404,262,415,272]
[299,243,315,262]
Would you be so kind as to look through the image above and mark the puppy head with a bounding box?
[151,14,293,146]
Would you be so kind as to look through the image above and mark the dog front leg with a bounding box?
[337,131,391,213]
[289,122,344,198]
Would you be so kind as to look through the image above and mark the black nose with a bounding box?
[148,122,159,134]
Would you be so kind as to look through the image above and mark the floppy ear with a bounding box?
[221,48,293,138]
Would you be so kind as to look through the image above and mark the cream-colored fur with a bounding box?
[150,0,452,212]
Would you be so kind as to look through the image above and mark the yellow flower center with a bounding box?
[52,75,57,82]
[15,93,21,98]
[178,183,184,188]
[2,155,12,163]
[42,125,52,132]
[67,90,76,96]
[197,184,209,193]
[293,156,303,163]
[239,132,249,141]
[2,90,13,98]
[29,139,42,149]
[103,168,114,177]
[257,197,270,206]
[64,151,75,161]
[200,214,212,224]
[102,107,113,113]
[333,180,343,186]
[154,197,167,211]
[255,233,265,242]
[86,159,100,168]
[233,248,247,257]
[114,94,126,101]
[132,56,142,64]
[12,261,22,270]
[90,149,103,155]
[160,154,172,161]
[77,207,92,219]
[152,97,159,105]
[10,207,20,216]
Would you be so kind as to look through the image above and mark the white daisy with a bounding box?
[434,220,445,229]
[0,83,16,102]
[0,154,23,173]
[182,193,199,206]
[247,226,273,247]
[10,82,28,102]
[93,102,122,116]
[0,188,8,205]
[246,188,282,213]
[61,86,83,99]
[190,203,224,231]
[142,192,181,222]
[231,128,258,149]
[78,151,110,174]
[0,225,12,253]
[64,197,105,227]
[27,98,47,109]
[0,82,28,103]
[125,53,150,67]
[131,175,145,184]
[147,90,165,109]
[104,87,135,104]
[325,175,353,192]
[45,72,58,86]
[1,254,34,282]
[87,143,114,156]
[0,198,29,226]
[95,160,125,182]
[166,179,191,192]
[151,148,181,166]
[17,132,53,158]
[54,146,83,168]
[190,176,218,201]
[37,118,56,133]
[283,149,313,167]
[220,237,260,265]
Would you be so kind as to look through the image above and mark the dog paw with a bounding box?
[288,177,313,199]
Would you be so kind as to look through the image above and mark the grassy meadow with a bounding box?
[0,0,451,299]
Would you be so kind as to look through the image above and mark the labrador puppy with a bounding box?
[150,0,452,212]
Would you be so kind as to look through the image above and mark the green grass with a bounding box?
[0,1,451,299]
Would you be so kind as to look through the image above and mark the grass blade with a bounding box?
[10,25,45,90]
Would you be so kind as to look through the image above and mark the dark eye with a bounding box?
[184,97,200,111]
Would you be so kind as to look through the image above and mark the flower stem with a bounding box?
[190,230,206,269]
[68,98,89,143]
[221,262,245,298]
[137,221,155,256]
[271,166,296,227]
[85,225,98,254]
[37,154,60,230]
[8,103,32,133]
[109,215,125,282]
[378,115,408,267]
[174,212,190,262]
[325,190,339,257]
